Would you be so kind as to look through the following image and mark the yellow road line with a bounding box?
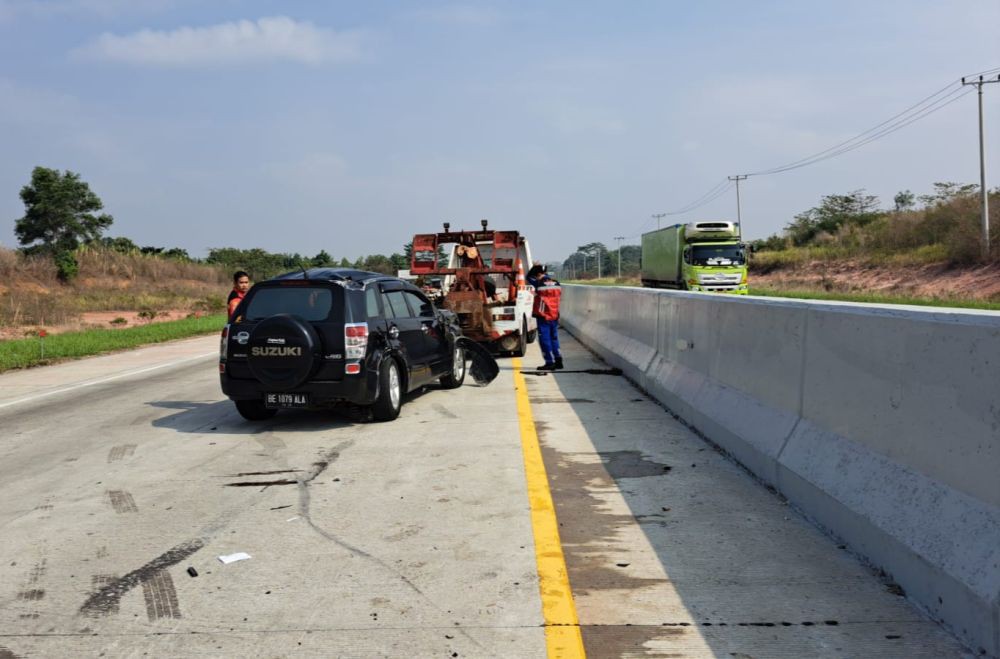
[512,357,586,659]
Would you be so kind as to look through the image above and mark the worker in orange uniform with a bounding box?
[527,264,562,370]
[227,271,251,319]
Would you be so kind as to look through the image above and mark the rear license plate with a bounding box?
[264,393,309,409]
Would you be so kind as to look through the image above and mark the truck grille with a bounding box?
[698,273,741,285]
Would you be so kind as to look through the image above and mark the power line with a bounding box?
[628,68,997,240]
[630,179,732,237]
[749,84,974,176]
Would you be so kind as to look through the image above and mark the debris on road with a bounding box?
[186,567,198,577]
[218,552,251,565]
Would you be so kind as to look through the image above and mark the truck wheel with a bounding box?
[371,358,402,422]
[526,326,537,344]
[439,345,466,389]
[513,320,527,357]
[235,399,277,421]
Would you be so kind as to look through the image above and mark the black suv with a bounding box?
[220,269,497,422]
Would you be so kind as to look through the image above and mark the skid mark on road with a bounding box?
[79,539,204,617]
[431,403,459,419]
[15,554,48,621]
[107,444,137,463]
[106,490,138,514]
[512,357,586,659]
[16,589,44,601]
[90,575,119,613]
[141,570,182,620]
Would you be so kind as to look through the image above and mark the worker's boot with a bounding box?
[536,362,556,371]
[554,357,564,370]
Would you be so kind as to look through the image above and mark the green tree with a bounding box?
[572,242,610,277]
[14,166,114,281]
[311,250,334,267]
[894,190,916,212]
[784,190,882,246]
[918,181,979,206]
[390,252,408,272]
[95,236,139,253]
[359,254,395,274]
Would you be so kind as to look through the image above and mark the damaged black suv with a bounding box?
[220,268,498,422]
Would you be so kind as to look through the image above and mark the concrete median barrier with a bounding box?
[560,284,1000,656]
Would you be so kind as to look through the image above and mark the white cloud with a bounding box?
[74,16,364,67]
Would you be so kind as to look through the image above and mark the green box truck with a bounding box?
[641,221,748,294]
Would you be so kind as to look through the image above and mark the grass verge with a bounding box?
[748,288,1000,311]
[566,280,1000,311]
[0,314,226,373]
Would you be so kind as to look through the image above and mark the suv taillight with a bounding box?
[344,322,368,360]
[220,324,229,360]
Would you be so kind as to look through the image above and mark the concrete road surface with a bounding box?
[0,333,969,658]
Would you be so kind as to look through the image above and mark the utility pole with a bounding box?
[728,174,749,241]
[651,212,667,231]
[596,245,602,279]
[962,74,1000,259]
[614,236,625,278]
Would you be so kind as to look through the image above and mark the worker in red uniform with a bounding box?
[227,271,250,319]
[527,264,562,370]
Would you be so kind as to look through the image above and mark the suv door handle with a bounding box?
[388,326,399,340]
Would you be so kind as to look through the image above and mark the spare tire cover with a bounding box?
[247,314,321,390]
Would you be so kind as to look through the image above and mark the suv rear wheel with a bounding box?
[371,358,402,422]
[440,345,466,389]
[235,399,277,421]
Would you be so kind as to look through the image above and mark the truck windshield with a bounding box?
[689,245,746,266]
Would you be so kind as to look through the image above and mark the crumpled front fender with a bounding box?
[456,337,499,385]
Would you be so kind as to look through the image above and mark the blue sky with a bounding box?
[1,1,998,263]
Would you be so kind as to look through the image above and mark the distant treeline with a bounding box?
[88,237,412,282]
[751,182,999,264]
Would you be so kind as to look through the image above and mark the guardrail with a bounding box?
[560,284,1000,657]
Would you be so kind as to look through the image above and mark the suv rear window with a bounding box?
[244,286,340,322]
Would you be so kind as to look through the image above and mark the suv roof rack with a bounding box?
[270,268,384,283]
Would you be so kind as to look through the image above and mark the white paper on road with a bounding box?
[218,552,252,564]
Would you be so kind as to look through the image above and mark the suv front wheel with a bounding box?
[371,358,402,422]
[439,346,466,389]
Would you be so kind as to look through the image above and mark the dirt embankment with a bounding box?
[1,247,230,340]
[750,260,1000,301]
